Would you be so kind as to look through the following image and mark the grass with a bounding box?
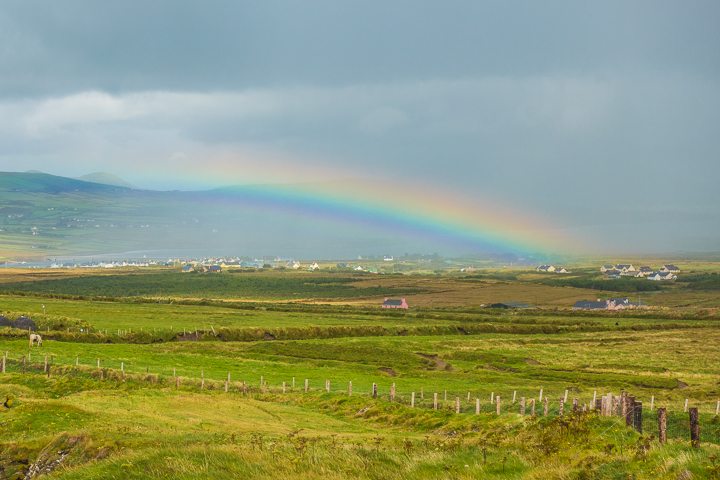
[3,266,720,477]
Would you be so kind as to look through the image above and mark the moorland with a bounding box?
[2,261,720,479]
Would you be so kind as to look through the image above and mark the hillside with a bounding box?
[76,172,137,189]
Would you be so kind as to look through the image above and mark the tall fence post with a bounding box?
[539,388,543,401]
[716,401,719,416]
[411,392,415,408]
[690,407,700,447]
[658,407,667,444]
[456,397,460,414]
[293,377,295,389]
[420,387,424,399]
[613,396,620,416]
[626,396,635,427]
[475,398,480,415]
[684,399,689,413]
[564,390,568,403]
[496,396,501,415]
[634,401,643,433]
[513,391,516,403]
[572,398,579,412]
[434,393,438,410]
[349,381,352,396]
[305,379,308,393]
[559,398,564,416]
[650,395,654,411]
[44,355,47,373]
[467,392,470,402]
[282,382,285,394]
[391,383,395,402]
[531,399,536,416]
[520,397,526,415]
[372,383,377,399]
[544,397,549,416]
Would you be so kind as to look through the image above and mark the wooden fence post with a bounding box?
[544,397,549,416]
[539,388,543,401]
[76,357,78,366]
[690,407,699,447]
[684,399,688,413]
[326,379,330,393]
[613,396,620,416]
[490,392,494,404]
[391,383,395,402]
[650,395,654,411]
[373,383,377,399]
[475,398,480,415]
[293,377,295,389]
[572,398,578,412]
[349,381,352,396]
[434,393,438,410]
[634,401,643,433]
[607,393,613,416]
[97,359,100,369]
[497,396,501,415]
[592,391,597,408]
[596,398,603,412]
[411,392,415,408]
[305,379,308,393]
[716,401,719,416]
[520,397,526,415]
[559,398,564,416]
[564,390,568,403]
[626,396,635,427]
[421,387,424,399]
[531,399,536,416]
[44,355,47,373]
[456,397,460,414]
[445,390,447,401]
[282,382,285,394]
[512,391,516,403]
[467,391,470,402]
[658,407,667,444]
[261,375,263,386]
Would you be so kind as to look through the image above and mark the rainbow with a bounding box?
[198,179,582,254]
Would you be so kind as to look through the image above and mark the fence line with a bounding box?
[2,353,718,444]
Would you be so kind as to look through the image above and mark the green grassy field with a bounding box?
[2,267,720,478]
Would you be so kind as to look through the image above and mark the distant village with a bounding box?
[535,263,680,281]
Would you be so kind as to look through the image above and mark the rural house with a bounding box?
[207,265,222,273]
[382,298,408,309]
[600,265,615,272]
[181,266,193,273]
[308,262,319,270]
[535,265,555,272]
[286,261,301,269]
[648,272,676,281]
[660,265,680,273]
[638,266,654,275]
[615,264,635,272]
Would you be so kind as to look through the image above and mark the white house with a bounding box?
[660,265,680,273]
[308,262,319,270]
[600,265,614,273]
[536,265,556,272]
[647,272,676,281]
[285,261,301,269]
[615,264,635,272]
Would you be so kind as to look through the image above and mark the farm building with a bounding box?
[382,298,408,309]
[12,316,36,331]
[0,315,11,328]
[487,302,538,309]
[573,298,647,310]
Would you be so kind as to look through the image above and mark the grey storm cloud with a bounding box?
[0,0,719,253]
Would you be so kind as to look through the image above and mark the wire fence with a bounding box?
[2,353,719,445]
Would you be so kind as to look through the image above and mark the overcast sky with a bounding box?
[1,1,719,253]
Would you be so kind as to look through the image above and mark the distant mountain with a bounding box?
[76,172,137,189]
